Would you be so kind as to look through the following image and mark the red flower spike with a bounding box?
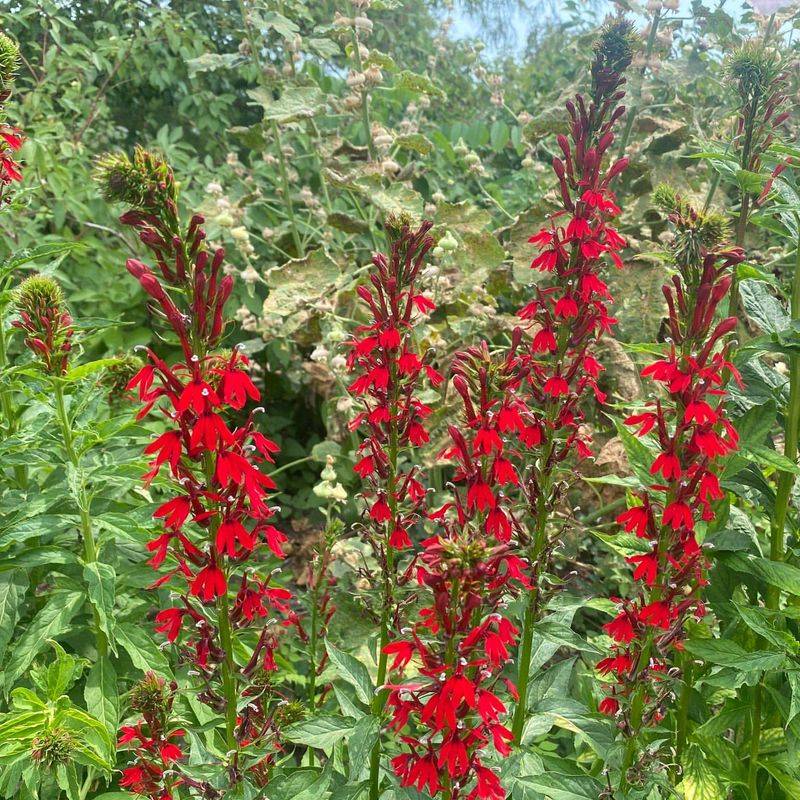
[108,151,292,787]
[598,196,742,742]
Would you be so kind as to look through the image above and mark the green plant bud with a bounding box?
[13,275,64,317]
[724,41,782,101]
[453,137,469,157]
[31,729,76,769]
[101,353,143,403]
[439,231,458,252]
[594,18,639,76]
[94,145,173,209]
[129,671,170,717]
[0,32,20,91]
[652,183,680,214]
[273,699,306,728]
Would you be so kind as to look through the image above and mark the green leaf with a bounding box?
[393,69,445,98]
[683,638,785,672]
[85,657,118,737]
[736,169,766,194]
[739,279,788,335]
[44,641,78,700]
[347,715,379,782]
[718,551,800,596]
[83,562,116,648]
[0,569,26,664]
[732,603,799,654]
[4,591,83,689]
[115,622,173,678]
[394,133,433,155]
[249,86,327,124]
[744,443,800,474]
[324,640,373,705]
[63,358,121,383]
[261,10,300,39]
[282,715,355,751]
[678,743,726,800]
[185,52,244,77]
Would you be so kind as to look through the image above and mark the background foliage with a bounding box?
[1,1,800,798]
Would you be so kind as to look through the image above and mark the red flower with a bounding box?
[616,504,650,537]
[628,552,659,586]
[190,564,227,602]
[604,612,636,643]
[154,608,184,642]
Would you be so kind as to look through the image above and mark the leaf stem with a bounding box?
[53,380,107,657]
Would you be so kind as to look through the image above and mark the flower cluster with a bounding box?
[347,219,441,553]
[599,195,743,728]
[384,355,531,800]
[0,31,22,200]
[97,149,292,786]
[510,17,637,740]
[118,673,186,800]
[12,276,74,375]
[346,218,443,796]
[518,19,634,452]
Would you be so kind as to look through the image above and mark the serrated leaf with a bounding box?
[283,715,355,750]
[683,638,785,672]
[186,52,243,77]
[739,279,788,335]
[82,563,116,654]
[249,86,326,124]
[325,640,373,705]
[85,657,118,737]
[63,358,121,383]
[718,551,800,596]
[4,591,83,689]
[0,569,25,665]
[393,70,445,98]
[347,715,379,782]
[394,133,433,155]
[678,743,726,800]
[115,622,173,678]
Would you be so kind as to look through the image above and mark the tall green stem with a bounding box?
[53,381,107,656]
[616,10,661,158]
[768,229,800,607]
[204,450,238,754]
[368,373,399,800]
[217,589,238,752]
[0,314,26,488]
[237,0,303,255]
[747,229,800,795]
[350,15,375,160]
[675,656,694,765]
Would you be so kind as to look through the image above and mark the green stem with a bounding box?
[747,682,763,798]
[675,656,694,765]
[271,120,303,255]
[217,589,238,753]
[368,363,400,800]
[617,10,661,158]
[728,193,750,319]
[747,230,800,796]
[202,453,238,754]
[53,381,107,656]
[511,593,536,743]
[767,230,800,610]
[350,18,375,160]
[0,314,26,488]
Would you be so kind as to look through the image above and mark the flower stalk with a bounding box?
[345,218,441,800]
[97,147,294,794]
[510,18,636,742]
